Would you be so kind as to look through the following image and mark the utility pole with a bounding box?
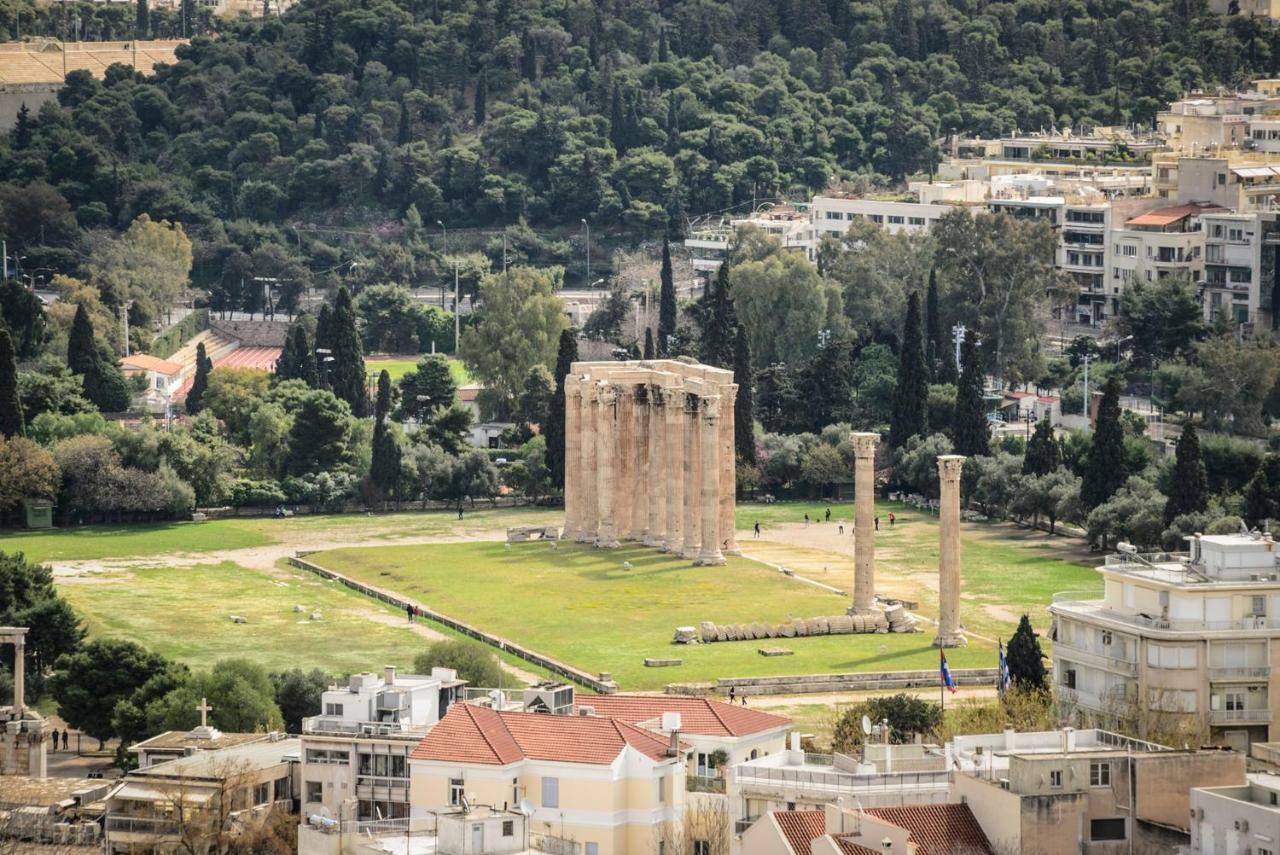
[2,241,7,280]
[581,218,590,287]
[453,260,460,352]
[120,304,130,357]
[951,323,967,373]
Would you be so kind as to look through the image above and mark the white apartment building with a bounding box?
[1201,210,1280,326]
[809,196,951,246]
[1109,202,1217,294]
[300,666,464,823]
[1050,532,1280,751]
[1190,772,1280,855]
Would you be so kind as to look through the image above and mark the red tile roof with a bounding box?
[1126,203,1224,227]
[121,354,183,375]
[175,346,283,398]
[833,838,880,855]
[411,704,679,766]
[864,804,993,855]
[580,694,791,738]
[773,810,826,855]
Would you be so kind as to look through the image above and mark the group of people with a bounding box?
[406,603,425,622]
[48,726,71,751]
[754,508,898,539]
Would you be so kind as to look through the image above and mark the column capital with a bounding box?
[700,394,722,421]
[850,432,879,458]
[599,384,619,406]
[565,376,582,399]
[937,454,966,480]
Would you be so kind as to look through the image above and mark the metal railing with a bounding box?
[735,767,950,795]
[1209,708,1272,724]
[531,833,581,855]
[106,816,179,837]
[686,775,726,794]
[1052,600,1280,634]
[1209,666,1272,681]
[302,715,418,737]
[1053,639,1138,675]
[804,753,835,766]
[734,818,757,835]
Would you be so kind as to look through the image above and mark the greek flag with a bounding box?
[940,649,957,693]
[998,640,1012,694]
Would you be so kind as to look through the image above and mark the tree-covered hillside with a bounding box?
[1,0,1276,300]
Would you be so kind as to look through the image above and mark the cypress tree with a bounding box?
[67,304,98,383]
[1023,417,1059,476]
[1243,454,1280,527]
[314,304,333,390]
[700,262,736,369]
[658,236,677,355]
[1163,422,1208,524]
[609,84,627,152]
[13,103,31,150]
[953,336,989,457]
[186,342,211,415]
[1006,614,1047,691]
[658,27,669,62]
[520,31,537,80]
[276,326,300,380]
[925,269,948,382]
[67,304,129,412]
[643,327,655,360]
[136,0,149,37]
[474,70,487,125]
[328,287,367,417]
[370,370,401,503]
[546,329,577,490]
[734,324,756,465]
[1081,375,1127,510]
[889,292,928,449]
[0,327,24,437]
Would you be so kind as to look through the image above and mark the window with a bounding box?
[696,752,719,777]
[869,214,884,224]
[274,777,290,802]
[306,749,349,765]
[449,778,465,807]
[693,842,711,855]
[306,781,323,803]
[1049,770,1063,788]
[1101,631,1112,646]
[359,754,406,778]
[888,215,905,225]
[657,775,666,802]
[1121,244,1137,257]
[542,777,558,809]
[909,217,926,226]
[1271,792,1278,806]
[1064,669,1076,690]
[253,782,270,806]
[324,703,344,716]
[502,821,514,837]
[1218,173,1227,186]
[1089,762,1111,787]
[586,845,599,855]
[512,778,520,808]
[1253,596,1267,616]
[1090,818,1127,841]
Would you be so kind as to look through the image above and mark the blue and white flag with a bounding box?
[998,640,1012,694]
[940,650,957,693]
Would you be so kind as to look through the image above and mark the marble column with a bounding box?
[577,383,598,543]
[697,395,726,566]
[615,388,635,541]
[562,378,582,541]
[850,432,880,614]
[665,388,684,552]
[12,635,24,719]
[632,385,650,543]
[681,394,701,560]
[645,387,666,547]
[934,454,967,648]
[719,382,739,556]
[595,385,620,548]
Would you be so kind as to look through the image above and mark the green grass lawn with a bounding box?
[309,540,997,691]
[365,356,471,385]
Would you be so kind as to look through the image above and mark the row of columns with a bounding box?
[563,363,737,566]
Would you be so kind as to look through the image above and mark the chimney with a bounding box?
[790,732,801,752]
[384,666,396,686]
[1004,728,1015,752]
[664,712,682,757]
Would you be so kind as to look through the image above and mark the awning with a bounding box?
[110,782,213,804]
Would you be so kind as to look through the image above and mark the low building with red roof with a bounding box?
[409,704,688,855]
[742,803,994,855]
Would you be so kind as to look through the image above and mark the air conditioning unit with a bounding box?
[1235,819,1250,832]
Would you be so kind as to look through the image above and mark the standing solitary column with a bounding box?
[665,387,685,552]
[697,395,726,566]
[595,385,620,548]
[632,386,650,542]
[681,394,701,560]
[578,383,599,543]
[934,454,967,648]
[850,432,880,614]
[562,378,582,541]
[615,389,635,541]
[12,633,25,719]
[718,382,739,556]
[645,386,666,547]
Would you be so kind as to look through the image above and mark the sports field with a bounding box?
[365,356,471,384]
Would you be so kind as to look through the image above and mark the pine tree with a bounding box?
[1081,375,1127,510]
[734,324,756,465]
[370,370,401,503]
[314,303,333,390]
[1022,417,1059,476]
[609,84,627,152]
[0,327,24,437]
[889,292,928,448]
[1164,422,1208,524]
[700,262,736,369]
[12,103,31,150]
[474,70,487,125]
[953,336,989,457]
[658,27,669,62]
[1243,454,1280,527]
[1006,614,1047,691]
[327,287,367,417]
[545,329,577,490]
[520,31,537,80]
[186,342,212,415]
[643,327,655,360]
[135,0,149,37]
[925,269,946,382]
[658,235,677,355]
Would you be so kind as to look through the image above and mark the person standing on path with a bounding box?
[406,603,414,622]
[825,508,831,522]
[50,727,58,751]
[62,730,69,751]
[888,512,896,527]
[804,514,810,527]
[753,522,761,539]
[875,516,880,531]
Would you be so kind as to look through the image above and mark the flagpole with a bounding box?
[940,648,945,713]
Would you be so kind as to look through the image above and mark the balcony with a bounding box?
[686,775,726,794]
[1210,666,1272,682]
[1054,640,1138,676]
[734,766,951,796]
[1209,708,1272,725]
[301,716,422,739]
[106,816,180,839]
[1052,599,1280,635]
[735,818,757,835]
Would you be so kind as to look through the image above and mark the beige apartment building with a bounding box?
[409,704,687,855]
[1051,532,1280,750]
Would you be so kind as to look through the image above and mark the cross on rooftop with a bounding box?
[196,697,212,729]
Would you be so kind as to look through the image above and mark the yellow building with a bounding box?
[410,704,687,855]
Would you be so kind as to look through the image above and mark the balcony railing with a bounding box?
[1209,666,1272,681]
[735,767,950,795]
[1209,708,1272,724]
[106,816,179,837]
[686,775,726,794]
[1052,600,1280,634]
[530,833,581,855]
[302,716,421,738]
[735,818,757,835]
[1054,640,1138,675]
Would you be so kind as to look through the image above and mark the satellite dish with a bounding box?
[517,799,534,817]
[861,715,872,736]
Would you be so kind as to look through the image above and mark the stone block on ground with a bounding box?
[673,626,698,644]
[778,623,795,638]
[229,614,247,624]
[809,617,830,635]
[700,621,717,642]
[792,618,809,637]
[758,647,794,657]
[829,615,853,634]
[715,625,728,642]
[751,622,769,639]
[645,658,683,667]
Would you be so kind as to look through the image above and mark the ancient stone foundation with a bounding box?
[564,360,737,565]
[688,608,918,643]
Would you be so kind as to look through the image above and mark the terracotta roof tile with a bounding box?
[832,837,881,855]
[581,694,791,738]
[865,804,993,855]
[411,705,677,766]
[773,810,826,855]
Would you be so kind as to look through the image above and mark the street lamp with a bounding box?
[580,218,590,288]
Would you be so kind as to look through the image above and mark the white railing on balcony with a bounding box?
[1052,600,1280,634]
[1210,708,1272,724]
[302,716,419,738]
[735,766,950,795]
[307,816,436,837]
[106,816,179,837]
[1054,640,1138,675]
[531,833,581,855]
[1209,666,1272,681]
